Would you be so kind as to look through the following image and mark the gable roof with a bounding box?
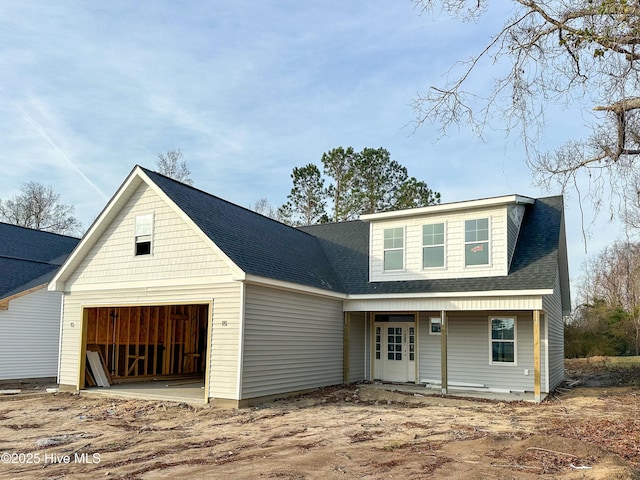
[140,168,345,292]
[300,196,570,311]
[0,223,80,301]
[50,165,569,313]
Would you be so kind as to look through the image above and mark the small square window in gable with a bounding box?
[135,213,153,256]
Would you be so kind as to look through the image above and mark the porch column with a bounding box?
[440,310,448,395]
[343,312,350,384]
[533,310,541,402]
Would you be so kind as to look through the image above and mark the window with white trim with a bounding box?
[429,317,441,335]
[422,223,445,268]
[465,218,489,266]
[490,317,516,364]
[134,213,153,256]
[383,227,404,271]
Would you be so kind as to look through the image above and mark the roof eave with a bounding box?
[346,288,553,300]
[360,194,535,221]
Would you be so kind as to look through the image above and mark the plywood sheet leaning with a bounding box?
[86,351,110,387]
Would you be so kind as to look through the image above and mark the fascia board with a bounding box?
[345,289,552,300]
[243,274,347,299]
[49,167,145,291]
[360,194,535,221]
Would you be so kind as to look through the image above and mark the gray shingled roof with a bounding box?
[0,223,80,300]
[300,196,565,294]
[142,167,564,297]
[142,168,345,292]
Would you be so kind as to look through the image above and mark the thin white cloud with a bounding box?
[19,111,107,200]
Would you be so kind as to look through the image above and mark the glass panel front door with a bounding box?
[375,321,416,382]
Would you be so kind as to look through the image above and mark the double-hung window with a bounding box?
[465,218,489,266]
[422,223,445,268]
[135,213,153,256]
[490,317,516,364]
[383,227,404,271]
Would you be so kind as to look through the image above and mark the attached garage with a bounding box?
[81,304,209,385]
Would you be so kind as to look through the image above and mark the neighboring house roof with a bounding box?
[300,196,570,311]
[0,223,80,301]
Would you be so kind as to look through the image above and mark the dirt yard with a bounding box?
[1,358,640,479]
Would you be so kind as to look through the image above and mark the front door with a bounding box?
[375,322,416,382]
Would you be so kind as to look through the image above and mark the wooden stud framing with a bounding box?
[83,304,208,383]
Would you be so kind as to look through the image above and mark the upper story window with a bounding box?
[383,227,404,271]
[490,317,516,364]
[134,213,153,256]
[464,218,489,266]
[422,223,445,268]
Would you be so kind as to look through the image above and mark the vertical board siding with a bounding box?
[543,270,565,390]
[348,312,366,383]
[0,289,62,380]
[444,313,536,392]
[66,183,234,289]
[370,206,508,282]
[242,284,344,399]
[417,312,441,383]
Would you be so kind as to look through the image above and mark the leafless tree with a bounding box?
[0,182,81,235]
[156,148,193,185]
[413,0,640,229]
[251,197,282,221]
[576,241,640,354]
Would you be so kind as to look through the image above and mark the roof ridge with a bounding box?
[138,165,317,238]
[0,254,62,266]
[0,221,80,240]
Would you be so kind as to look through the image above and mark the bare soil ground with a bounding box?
[1,359,640,479]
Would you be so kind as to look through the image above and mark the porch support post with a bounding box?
[533,310,541,402]
[343,312,350,384]
[440,310,448,395]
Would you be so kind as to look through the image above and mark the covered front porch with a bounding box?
[344,308,550,402]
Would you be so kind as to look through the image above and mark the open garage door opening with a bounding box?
[82,304,209,389]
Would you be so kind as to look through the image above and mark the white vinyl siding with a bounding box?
[543,270,565,391]
[348,312,366,383]
[58,282,242,400]
[57,182,244,400]
[241,284,344,399]
[418,312,441,384]
[445,313,535,392]
[66,183,234,289]
[369,205,508,282]
[0,288,62,380]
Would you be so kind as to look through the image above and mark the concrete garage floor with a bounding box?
[84,379,207,404]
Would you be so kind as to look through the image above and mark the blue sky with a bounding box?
[0,1,622,296]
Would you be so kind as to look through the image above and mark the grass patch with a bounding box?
[565,356,640,387]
